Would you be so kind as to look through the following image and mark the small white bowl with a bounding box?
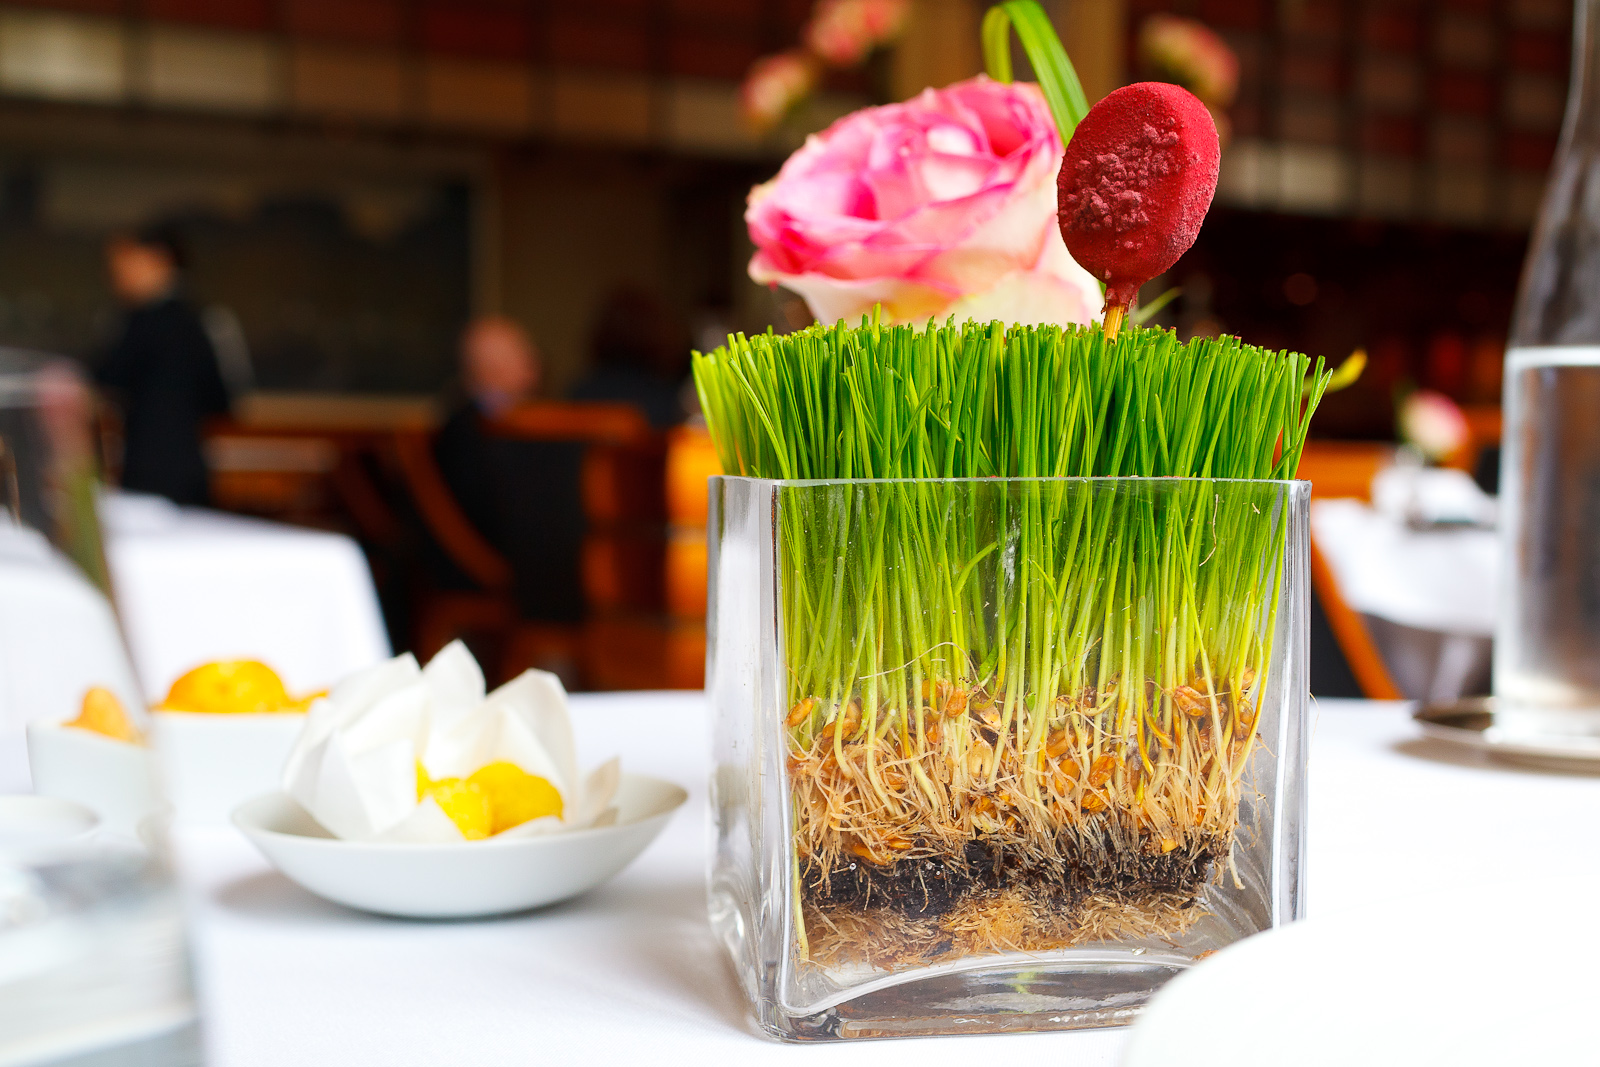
[25,724,161,838]
[150,711,306,826]
[232,773,688,918]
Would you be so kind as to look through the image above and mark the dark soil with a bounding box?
[803,831,1226,918]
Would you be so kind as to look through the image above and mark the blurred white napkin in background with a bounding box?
[1372,462,1497,529]
[1312,460,1499,637]
[282,641,618,843]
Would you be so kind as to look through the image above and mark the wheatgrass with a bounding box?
[695,317,1330,969]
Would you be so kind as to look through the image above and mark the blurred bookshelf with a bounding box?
[0,0,1565,426]
[1131,0,1571,230]
[0,0,871,158]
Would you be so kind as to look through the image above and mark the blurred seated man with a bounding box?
[96,225,229,506]
[569,286,689,428]
[432,316,585,623]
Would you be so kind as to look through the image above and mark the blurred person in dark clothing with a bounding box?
[432,316,541,541]
[432,316,585,622]
[97,226,229,506]
[569,286,689,428]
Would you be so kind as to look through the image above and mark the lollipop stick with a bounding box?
[1102,304,1126,342]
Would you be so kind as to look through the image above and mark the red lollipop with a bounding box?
[1057,82,1220,339]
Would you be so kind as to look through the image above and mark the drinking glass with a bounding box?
[1499,0,1600,728]
[707,475,1308,1039]
[0,348,203,1065]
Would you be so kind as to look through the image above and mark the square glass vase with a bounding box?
[706,475,1310,1041]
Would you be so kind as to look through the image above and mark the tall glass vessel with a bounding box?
[708,475,1309,1040]
[1499,0,1600,722]
[0,350,204,1065]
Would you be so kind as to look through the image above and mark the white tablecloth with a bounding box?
[1310,465,1499,638]
[102,492,391,702]
[171,693,1600,1065]
[1311,498,1497,637]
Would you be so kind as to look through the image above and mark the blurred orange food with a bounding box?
[160,660,321,714]
[64,686,143,743]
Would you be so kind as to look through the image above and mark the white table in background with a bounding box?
[1311,474,1498,700]
[101,491,391,702]
[171,694,1600,1066]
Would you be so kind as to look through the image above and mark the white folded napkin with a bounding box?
[281,641,619,842]
[1372,463,1497,528]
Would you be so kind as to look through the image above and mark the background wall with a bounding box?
[0,0,880,394]
[0,0,1570,420]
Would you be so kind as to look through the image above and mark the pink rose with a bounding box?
[804,0,910,68]
[746,75,1099,328]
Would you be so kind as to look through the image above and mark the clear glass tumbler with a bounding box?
[0,349,204,1065]
[707,475,1309,1040]
[1498,0,1600,724]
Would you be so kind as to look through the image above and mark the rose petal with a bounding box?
[775,272,954,326]
[745,76,1070,324]
[1032,228,1104,321]
[942,265,1095,330]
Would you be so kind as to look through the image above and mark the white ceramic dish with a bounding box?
[25,724,161,838]
[232,772,688,918]
[150,710,306,825]
[1121,883,1598,1066]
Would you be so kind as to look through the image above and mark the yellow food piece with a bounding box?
[161,661,303,714]
[285,689,328,713]
[467,761,563,834]
[64,687,142,744]
[424,778,493,840]
[413,760,564,839]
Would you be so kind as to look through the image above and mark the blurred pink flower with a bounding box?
[741,51,820,132]
[1398,390,1469,461]
[1139,14,1239,108]
[804,0,910,67]
[746,75,1099,328]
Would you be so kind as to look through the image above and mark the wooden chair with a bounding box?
[204,393,436,547]
[1295,441,1404,700]
[485,401,667,621]
[1295,440,1392,503]
[664,424,719,620]
[489,403,663,686]
[391,429,521,664]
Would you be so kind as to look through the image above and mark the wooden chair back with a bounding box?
[392,430,514,593]
[664,424,719,620]
[204,418,403,546]
[1295,440,1393,502]
[484,402,667,615]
